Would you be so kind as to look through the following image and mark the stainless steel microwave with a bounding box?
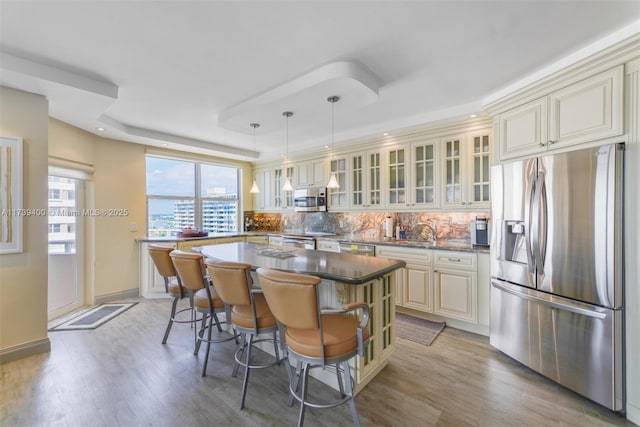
[294,187,327,212]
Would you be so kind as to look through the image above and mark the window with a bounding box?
[146,156,240,237]
[48,224,61,233]
[48,188,61,200]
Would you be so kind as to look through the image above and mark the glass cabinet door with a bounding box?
[329,157,347,209]
[387,147,407,208]
[273,168,283,208]
[443,137,462,206]
[284,166,294,207]
[413,140,437,207]
[351,154,364,208]
[471,133,491,204]
[368,151,382,208]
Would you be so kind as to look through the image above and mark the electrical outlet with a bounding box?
[130,222,137,232]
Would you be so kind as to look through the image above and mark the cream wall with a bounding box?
[0,87,50,362]
[48,120,254,301]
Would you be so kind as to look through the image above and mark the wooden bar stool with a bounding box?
[206,260,283,409]
[147,244,196,344]
[169,250,236,376]
[256,267,370,427]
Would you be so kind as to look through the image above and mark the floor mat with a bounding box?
[395,312,445,346]
[49,302,137,331]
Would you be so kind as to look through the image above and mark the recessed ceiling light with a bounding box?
[469,114,477,118]
[383,132,389,136]
[96,127,105,132]
[162,143,168,147]
[324,145,329,149]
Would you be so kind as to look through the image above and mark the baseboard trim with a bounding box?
[0,338,51,364]
[94,288,139,305]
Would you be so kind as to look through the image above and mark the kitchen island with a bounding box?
[200,242,406,394]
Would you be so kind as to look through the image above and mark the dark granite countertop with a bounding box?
[199,242,406,285]
[137,231,489,253]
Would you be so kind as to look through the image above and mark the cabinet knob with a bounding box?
[548,140,556,145]
[434,269,438,273]
[539,142,546,147]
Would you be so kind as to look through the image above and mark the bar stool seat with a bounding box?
[256,267,370,427]
[206,260,283,410]
[169,250,237,377]
[231,294,276,329]
[147,244,197,344]
[285,315,370,359]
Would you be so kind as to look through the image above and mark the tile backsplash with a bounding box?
[245,211,490,243]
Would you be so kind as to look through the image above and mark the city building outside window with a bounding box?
[146,156,240,237]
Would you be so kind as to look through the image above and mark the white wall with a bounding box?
[624,58,640,425]
[0,86,50,362]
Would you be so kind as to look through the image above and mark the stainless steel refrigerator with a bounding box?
[490,143,624,411]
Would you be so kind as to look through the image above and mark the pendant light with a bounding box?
[249,123,260,194]
[282,111,294,192]
[326,95,340,189]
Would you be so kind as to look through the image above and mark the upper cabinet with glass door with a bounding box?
[272,165,295,211]
[468,131,491,208]
[328,156,348,211]
[440,130,491,209]
[410,139,439,209]
[386,145,410,210]
[349,150,383,210]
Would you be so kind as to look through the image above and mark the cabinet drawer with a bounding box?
[316,240,340,253]
[433,251,476,270]
[376,246,432,264]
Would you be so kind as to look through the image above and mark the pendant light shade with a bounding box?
[282,111,294,192]
[327,172,340,189]
[326,96,340,189]
[282,178,294,192]
[249,123,260,194]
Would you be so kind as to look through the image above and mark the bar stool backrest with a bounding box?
[148,245,177,279]
[206,261,252,306]
[256,267,322,330]
[170,250,206,292]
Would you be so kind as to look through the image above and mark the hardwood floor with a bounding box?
[0,298,633,426]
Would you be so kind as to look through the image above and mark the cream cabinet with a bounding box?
[433,250,477,323]
[349,150,383,210]
[441,130,491,209]
[328,156,348,210]
[245,234,268,244]
[410,139,439,209]
[315,239,340,253]
[296,158,327,188]
[253,168,271,211]
[272,165,295,211]
[376,246,432,311]
[498,65,623,161]
[385,145,410,209]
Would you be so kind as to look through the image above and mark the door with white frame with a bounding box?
[48,174,86,320]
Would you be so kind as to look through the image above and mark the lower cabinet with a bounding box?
[245,234,268,244]
[377,246,480,326]
[376,246,432,312]
[433,250,477,323]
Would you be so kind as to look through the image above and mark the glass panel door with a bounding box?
[48,175,85,320]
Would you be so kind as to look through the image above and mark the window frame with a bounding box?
[146,154,242,236]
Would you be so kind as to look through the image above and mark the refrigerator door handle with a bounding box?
[524,166,536,274]
[532,170,546,269]
[491,280,607,320]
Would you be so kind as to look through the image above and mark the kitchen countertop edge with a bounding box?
[136,232,489,253]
